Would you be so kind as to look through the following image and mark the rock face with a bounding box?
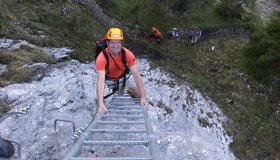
[0,57,235,159]
[256,0,280,20]
[0,39,73,62]
[0,65,7,75]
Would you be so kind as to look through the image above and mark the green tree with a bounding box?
[243,12,280,85]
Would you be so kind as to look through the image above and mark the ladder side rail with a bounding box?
[63,96,114,160]
[142,106,160,160]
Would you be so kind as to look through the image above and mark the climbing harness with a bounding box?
[104,73,131,99]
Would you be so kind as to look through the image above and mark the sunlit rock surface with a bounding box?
[0,58,235,159]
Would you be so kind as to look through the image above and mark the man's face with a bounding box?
[107,40,122,55]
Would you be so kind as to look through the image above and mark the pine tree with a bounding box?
[243,12,280,85]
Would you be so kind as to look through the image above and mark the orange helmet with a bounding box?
[106,28,124,40]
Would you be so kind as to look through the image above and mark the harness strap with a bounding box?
[103,48,129,99]
[101,48,110,74]
[104,86,118,99]
[103,73,131,99]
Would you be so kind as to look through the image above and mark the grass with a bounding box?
[151,35,279,159]
[0,100,10,115]
[96,0,259,31]
[0,45,56,86]
[198,117,213,128]
[0,0,105,62]
[127,32,279,159]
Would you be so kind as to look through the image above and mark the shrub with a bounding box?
[215,0,245,19]
[0,52,17,64]
[0,46,55,86]
[1,67,31,84]
[0,100,10,114]
[243,12,280,86]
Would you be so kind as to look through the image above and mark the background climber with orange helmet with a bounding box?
[151,27,162,43]
[95,28,148,113]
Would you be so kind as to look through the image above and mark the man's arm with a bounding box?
[129,65,148,106]
[96,70,108,113]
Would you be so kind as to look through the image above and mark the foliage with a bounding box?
[214,0,259,30]
[229,96,280,159]
[1,67,31,85]
[96,0,256,31]
[0,0,104,62]
[144,34,279,159]
[0,100,10,115]
[0,52,17,64]
[0,46,55,86]
[243,12,280,85]
[215,0,244,18]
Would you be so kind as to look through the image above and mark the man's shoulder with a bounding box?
[122,47,131,52]
[122,47,136,66]
[96,52,106,63]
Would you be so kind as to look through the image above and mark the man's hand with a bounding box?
[98,104,108,113]
[140,97,148,107]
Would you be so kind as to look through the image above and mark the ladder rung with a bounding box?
[111,102,136,105]
[92,129,146,133]
[101,115,144,118]
[84,140,149,146]
[109,106,142,109]
[97,121,145,125]
[109,110,143,113]
[113,95,131,99]
[113,97,139,100]
[112,97,134,100]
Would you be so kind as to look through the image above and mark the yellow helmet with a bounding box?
[106,28,124,40]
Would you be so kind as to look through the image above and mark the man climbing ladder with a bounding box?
[95,28,148,113]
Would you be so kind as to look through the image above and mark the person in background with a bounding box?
[191,29,202,45]
[171,28,180,40]
[151,27,162,43]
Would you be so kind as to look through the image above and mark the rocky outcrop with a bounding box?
[0,39,73,62]
[0,57,235,159]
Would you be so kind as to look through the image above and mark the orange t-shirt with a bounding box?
[96,47,136,80]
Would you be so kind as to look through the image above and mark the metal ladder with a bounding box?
[63,93,160,160]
